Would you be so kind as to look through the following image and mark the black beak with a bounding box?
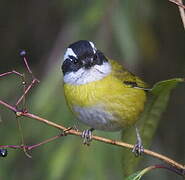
[82,58,94,69]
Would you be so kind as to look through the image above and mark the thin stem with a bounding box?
[16,117,25,147]
[177,0,185,29]
[0,134,64,151]
[0,70,23,78]
[136,164,184,178]
[16,117,31,158]
[19,50,33,75]
[15,79,39,106]
[169,0,185,29]
[21,74,26,110]
[0,100,17,112]
[169,0,185,9]
[154,164,185,177]
[23,56,33,75]
[27,133,63,150]
[19,50,36,80]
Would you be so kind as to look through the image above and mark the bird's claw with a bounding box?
[132,141,144,156]
[82,128,94,145]
[132,126,144,156]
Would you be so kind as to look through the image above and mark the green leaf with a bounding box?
[125,171,142,180]
[126,165,156,180]
[121,78,184,177]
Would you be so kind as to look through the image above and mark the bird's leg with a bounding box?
[82,128,95,145]
[132,125,144,156]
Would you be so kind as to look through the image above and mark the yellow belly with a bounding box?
[64,73,146,131]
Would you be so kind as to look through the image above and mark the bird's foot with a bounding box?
[132,140,144,156]
[132,126,144,156]
[82,128,94,145]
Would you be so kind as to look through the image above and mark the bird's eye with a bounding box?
[73,58,78,64]
[69,55,78,64]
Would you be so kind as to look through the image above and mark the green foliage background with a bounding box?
[0,0,185,179]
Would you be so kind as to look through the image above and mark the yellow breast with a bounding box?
[63,60,147,131]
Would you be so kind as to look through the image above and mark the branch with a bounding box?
[0,70,24,78]
[169,0,185,9]
[0,133,64,151]
[15,78,39,106]
[169,0,185,29]
[0,100,184,172]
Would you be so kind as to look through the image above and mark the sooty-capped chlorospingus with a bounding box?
[62,40,147,155]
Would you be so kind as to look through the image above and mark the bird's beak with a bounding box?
[82,58,94,69]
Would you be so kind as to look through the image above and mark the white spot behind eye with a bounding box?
[89,41,97,54]
[64,48,77,61]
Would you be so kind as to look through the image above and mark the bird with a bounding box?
[61,40,147,155]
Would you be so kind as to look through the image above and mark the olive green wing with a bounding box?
[109,59,148,89]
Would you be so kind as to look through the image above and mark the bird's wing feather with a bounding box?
[109,59,148,89]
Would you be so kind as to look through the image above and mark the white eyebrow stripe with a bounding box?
[64,48,77,61]
[89,41,97,54]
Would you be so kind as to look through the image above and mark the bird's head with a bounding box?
[62,40,111,85]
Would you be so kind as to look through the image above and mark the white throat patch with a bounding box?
[63,62,111,85]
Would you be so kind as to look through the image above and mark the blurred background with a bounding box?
[0,0,185,179]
